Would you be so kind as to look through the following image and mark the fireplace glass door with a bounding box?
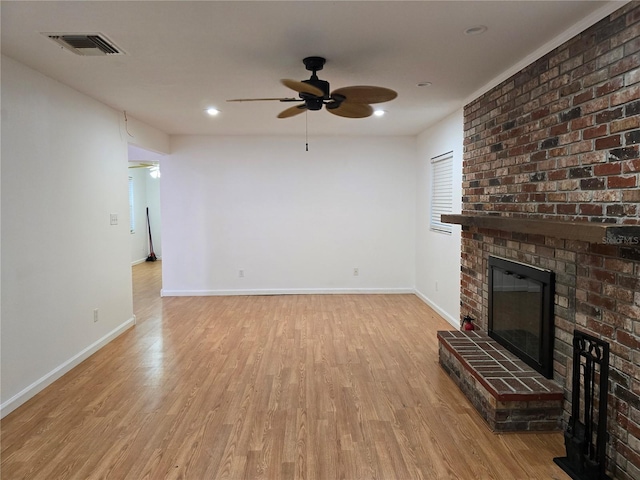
[488,256,555,378]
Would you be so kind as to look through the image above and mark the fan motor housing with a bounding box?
[302,78,330,99]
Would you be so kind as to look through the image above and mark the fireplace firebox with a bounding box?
[488,256,555,378]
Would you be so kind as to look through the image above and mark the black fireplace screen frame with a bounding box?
[488,256,555,378]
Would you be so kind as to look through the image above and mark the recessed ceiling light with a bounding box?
[373,110,386,117]
[464,25,487,36]
[205,107,220,116]
[417,82,432,87]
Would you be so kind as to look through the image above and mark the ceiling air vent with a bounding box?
[44,33,124,56]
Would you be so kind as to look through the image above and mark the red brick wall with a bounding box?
[461,4,640,478]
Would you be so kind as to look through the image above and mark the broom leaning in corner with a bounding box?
[146,207,157,262]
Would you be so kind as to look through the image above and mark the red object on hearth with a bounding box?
[462,316,475,331]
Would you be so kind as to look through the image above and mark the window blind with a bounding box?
[430,152,453,234]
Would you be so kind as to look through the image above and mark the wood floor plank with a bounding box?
[1,261,570,479]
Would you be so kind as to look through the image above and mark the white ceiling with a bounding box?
[1,1,621,137]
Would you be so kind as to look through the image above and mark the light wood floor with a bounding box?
[1,262,570,479]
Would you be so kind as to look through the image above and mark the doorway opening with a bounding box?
[128,144,163,266]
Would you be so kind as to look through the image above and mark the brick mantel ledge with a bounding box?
[441,213,640,245]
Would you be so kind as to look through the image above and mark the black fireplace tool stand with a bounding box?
[554,330,610,480]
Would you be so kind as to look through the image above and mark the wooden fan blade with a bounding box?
[327,102,373,119]
[227,97,301,102]
[281,79,324,97]
[331,86,397,104]
[278,104,308,118]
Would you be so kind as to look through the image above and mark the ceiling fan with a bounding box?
[227,57,397,119]
[128,162,156,169]
[129,162,161,178]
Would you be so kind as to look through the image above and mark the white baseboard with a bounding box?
[0,316,136,418]
[413,290,459,328]
[161,287,415,297]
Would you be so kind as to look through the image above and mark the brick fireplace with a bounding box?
[449,3,640,479]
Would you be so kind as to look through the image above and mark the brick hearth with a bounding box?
[438,330,563,432]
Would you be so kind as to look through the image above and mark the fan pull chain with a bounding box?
[305,110,309,151]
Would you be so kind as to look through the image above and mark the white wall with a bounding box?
[0,53,462,417]
[162,135,416,295]
[125,119,170,155]
[0,56,166,416]
[415,109,464,327]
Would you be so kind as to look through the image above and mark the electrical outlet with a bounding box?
[110,213,118,225]
[93,309,99,322]
[353,268,359,276]
[239,269,244,278]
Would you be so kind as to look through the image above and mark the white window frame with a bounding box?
[430,151,453,235]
